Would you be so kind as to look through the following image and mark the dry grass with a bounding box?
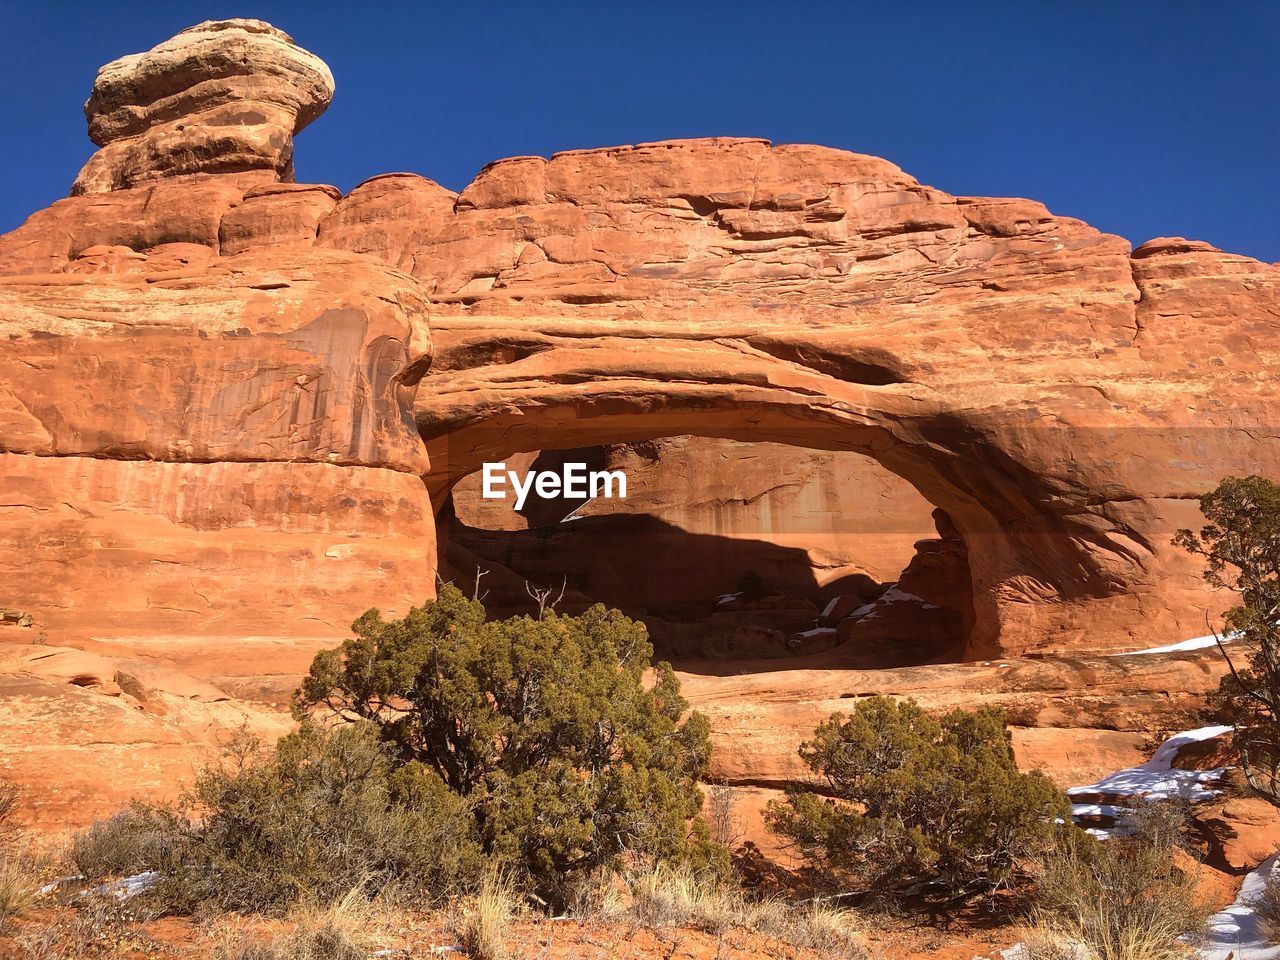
[207,893,385,960]
[455,872,515,960]
[0,780,44,931]
[0,848,36,927]
[594,864,867,959]
[1250,871,1280,938]
[627,863,738,931]
[13,892,162,960]
[786,901,870,957]
[1025,832,1211,960]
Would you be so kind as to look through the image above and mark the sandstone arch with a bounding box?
[1,22,1278,662]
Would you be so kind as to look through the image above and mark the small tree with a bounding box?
[1175,475,1280,802]
[767,696,1066,905]
[296,584,724,906]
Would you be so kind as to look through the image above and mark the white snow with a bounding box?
[1069,803,1129,820]
[715,592,742,606]
[795,627,838,639]
[820,596,841,619]
[1200,855,1280,960]
[559,496,597,523]
[1066,725,1233,809]
[1111,633,1230,657]
[876,587,940,609]
[1009,721,1275,960]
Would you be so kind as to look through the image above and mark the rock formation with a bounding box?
[0,241,435,641]
[3,20,1280,861]
[2,19,1278,670]
[72,19,333,195]
[446,438,937,627]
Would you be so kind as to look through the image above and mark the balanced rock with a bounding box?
[72,19,334,195]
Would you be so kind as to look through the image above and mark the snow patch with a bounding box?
[1066,725,1232,809]
[1111,633,1229,657]
[100,871,159,901]
[1200,854,1280,960]
[796,627,838,639]
[877,587,940,609]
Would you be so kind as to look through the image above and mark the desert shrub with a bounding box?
[1026,828,1210,960]
[1175,476,1280,801]
[767,696,1067,905]
[74,722,483,913]
[1251,871,1280,937]
[296,584,725,907]
[72,801,192,880]
[1115,795,1195,851]
[455,872,515,960]
[706,782,744,849]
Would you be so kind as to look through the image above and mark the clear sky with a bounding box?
[1,1,1276,261]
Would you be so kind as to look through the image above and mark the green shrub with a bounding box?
[766,696,1067,904]
[296,584,725,908]
[74,722,483,913]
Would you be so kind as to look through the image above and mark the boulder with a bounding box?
[1202,796,1280,873]
[73,19,333,195]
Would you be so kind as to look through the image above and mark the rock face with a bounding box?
[447,437,936,613]
[0,242,435,642]
[2,19,1279,666]
[384,143,1278,657]
[72,19,333,196]
[835,509,976,666]
[0,643,292,827]
[682,642,1230,791]
[3,18,1280,848]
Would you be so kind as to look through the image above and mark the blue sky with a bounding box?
[1,1,1276,261]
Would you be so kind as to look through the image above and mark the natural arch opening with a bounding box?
[415,327,1147,660]
[438,436,977,670]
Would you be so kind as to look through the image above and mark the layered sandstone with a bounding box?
[73,19,333,195]
[348,140,1278,656]
[2,23,1276,657]
[1,19,1278,830]
[0,244,435,643]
